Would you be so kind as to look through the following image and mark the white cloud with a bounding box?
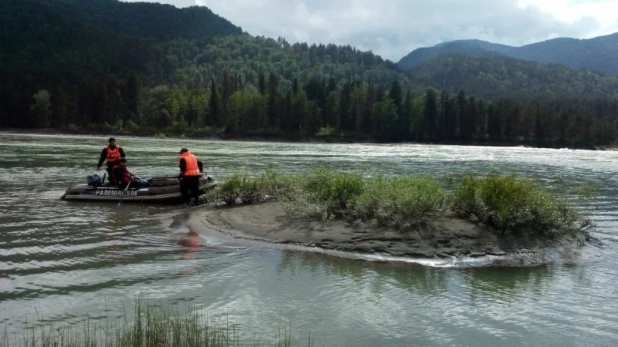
[123,0,618,61]
[518,0,618,30]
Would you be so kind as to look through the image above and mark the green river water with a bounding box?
[0,133,617,346]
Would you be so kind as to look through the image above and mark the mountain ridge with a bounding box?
[398,32,618,76]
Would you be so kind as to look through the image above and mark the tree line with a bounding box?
[19,71,618,148]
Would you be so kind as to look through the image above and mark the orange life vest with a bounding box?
[179,152,200,177]
[111,165,132,185]
[106,145,121,163]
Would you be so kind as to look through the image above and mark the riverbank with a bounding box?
[189,169,597,264]
[0,128,608,150]
[0,127,372,144]
[192,202,581,259]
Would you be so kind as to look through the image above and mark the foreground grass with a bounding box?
[207,169,595,239]
[2,303,310,347]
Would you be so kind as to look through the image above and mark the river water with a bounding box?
[0,133,617,346]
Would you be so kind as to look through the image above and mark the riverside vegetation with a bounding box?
[205,169,595,244]
[1,302,308,347]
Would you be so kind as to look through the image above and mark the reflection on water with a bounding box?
[461,267,553,304]
[277,251,450,297]
[0,133,617,346]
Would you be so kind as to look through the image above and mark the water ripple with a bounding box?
[1,133,617,346]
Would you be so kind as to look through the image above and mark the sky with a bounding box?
[124,0,618,61]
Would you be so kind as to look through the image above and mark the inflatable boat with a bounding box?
[61,174,217,204]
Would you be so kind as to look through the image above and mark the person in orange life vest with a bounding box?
[97,137,126,183]
[111,158,149,189]
[178,148,203,205]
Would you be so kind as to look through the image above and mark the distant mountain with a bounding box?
[0,0,404,91]
[508,34,618,76]
[411,54,618,100]
[398,33,618,76]
[398,39,512,70]
[4,0,243,42]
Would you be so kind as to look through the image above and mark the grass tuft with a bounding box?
[3,302,309,347]
[451,174,593,238]
[207,169,302,206]
[284,170,450,230]
[351,175,449,229]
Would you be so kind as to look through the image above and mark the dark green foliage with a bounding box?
[208,78,221,127]
[299,170,450,229]
[351,175,449,229]
[389,81,403,114]
[216,173,244,205]
[411,54,618,99]
[208,169,300,205]
[273,169,449,229]
[423,89,438,141]
[452,174,592,238]
[302,169,366,218]
[214,172,278,205]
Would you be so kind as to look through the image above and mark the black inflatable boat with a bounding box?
[61,174,217,204]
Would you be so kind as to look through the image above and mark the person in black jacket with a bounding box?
[178,148,204,205]
[97,137,126,183]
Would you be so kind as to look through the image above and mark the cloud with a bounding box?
[123,0,618,61]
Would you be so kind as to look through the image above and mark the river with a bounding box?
[0,133,617,346]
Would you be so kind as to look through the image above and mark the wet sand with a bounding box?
[189,202,573,259]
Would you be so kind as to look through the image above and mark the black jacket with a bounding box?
[97,146,126,167]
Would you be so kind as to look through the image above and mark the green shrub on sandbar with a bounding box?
[208,173,265,205]
[452,174,593,238]
[301,168,365,218]
[351,175,449,229]
[207,168,594,238]
[207,169,301,205]
[279,169,448,230]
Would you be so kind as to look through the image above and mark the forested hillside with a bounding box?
[0,0,409,130]
[398,33,618,77]
[0,0,240,127]
[411,55,618,99]
[1,0,618,148]
[508,34,618,77]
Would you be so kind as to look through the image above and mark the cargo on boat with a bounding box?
[61,174,217,204]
